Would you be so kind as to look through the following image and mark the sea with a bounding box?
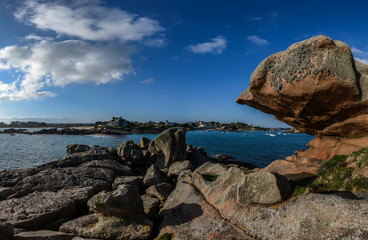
[0,130,313,171]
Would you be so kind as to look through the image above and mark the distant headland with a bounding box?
[0,117,289,135]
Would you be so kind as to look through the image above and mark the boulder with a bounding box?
[141,194,160,219]
[12,167,114,197]
[13,230,74,240]
[145,182,172,202]
[57,146,115,168]
[60,214,152,240]
[117,140,144,165]
[65,144,90,155]
[158,175,252,239]
[148,128,186,171]
[237,172,292,204]
[79,160,133,176]
[87,184,144,219]
[142,165,165,188]
[139,137,151,150]
[0,222,14,240]
[236,35,368,137]
[112,176,142,191]
[167,160,193,178]
[0,186,16,200]
[0,191,75,230]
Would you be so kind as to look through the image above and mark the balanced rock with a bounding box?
[148,127,186,171]
[236,35,368,137]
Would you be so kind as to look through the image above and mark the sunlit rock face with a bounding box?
[236,35,368,137]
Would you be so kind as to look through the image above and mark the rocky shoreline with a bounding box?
[1,127,368,240]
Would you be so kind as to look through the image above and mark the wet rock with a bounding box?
[0,222,14,240]
[167,160,193,178]
[60,214,152,240]
[112,176,142,191]
[0,191,75,230]
[237,172,292,204]
[14,230,74,240]
[146,182,172,202]
[139,137,151,150]
[142,165,165,188]
[148,128,186,171]
[87,184,144,219]
[79,160,133,176]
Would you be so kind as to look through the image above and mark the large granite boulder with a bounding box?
[237,172,292,204]
[236,35,368,137]
[117,140,144,164]
[148,127,186,171]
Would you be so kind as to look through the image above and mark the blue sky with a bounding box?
[0,0,367,127]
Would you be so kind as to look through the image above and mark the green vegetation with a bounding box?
[291,185,307,197]
[155,233,173,240]
[306,148,368,192]
[202,174,218,181]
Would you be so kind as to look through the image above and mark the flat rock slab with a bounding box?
[0,191,75,230]
[60,214,152,240]
[14,230,74,240]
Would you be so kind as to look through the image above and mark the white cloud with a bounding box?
[0,39,134,101]
[140,78,154,84]
[247,35,269,46]
[186,36,227,54]
[15,0,165,42]
[352,47,368,65]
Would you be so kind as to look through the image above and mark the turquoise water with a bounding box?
[0,130,313,171]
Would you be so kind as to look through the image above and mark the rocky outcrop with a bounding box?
[148,127,186,171]
[236,35,368,137]
[13,230,74,240]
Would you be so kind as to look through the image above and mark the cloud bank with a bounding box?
[186,36,227,54]
[0,0,165,101]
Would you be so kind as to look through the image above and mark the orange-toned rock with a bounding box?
[236,35,368,137]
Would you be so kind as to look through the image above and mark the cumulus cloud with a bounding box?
[186,36,227,54]
[352,47,368,65]
[14,0,165,42]
[0,39,134,101]
[247,35,269,46]
[140,78,154,84]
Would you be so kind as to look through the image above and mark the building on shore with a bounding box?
[107,117,128,128]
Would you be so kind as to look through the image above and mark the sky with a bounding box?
[0,0,368,127]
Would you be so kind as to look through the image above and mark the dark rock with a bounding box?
[65,145,90,155]
[167,160,193,178]
[117,140,144,165]
[0,191,75,230]
[148,128,186,171]
[237,172,292,204]
[12,167,114,198]
[141,194,160,219]
[57,146,115,168]
[79,160,133,176]
[60,214,152,240]
[87,184,144,219]
[0,222,14,240]
[187,147,215,169]
[14,230,74,240]
[145,182,172,202]
[0,186,16,200]
[139,137,151,150]
[112,176,142,191]
[142,165,165,188]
